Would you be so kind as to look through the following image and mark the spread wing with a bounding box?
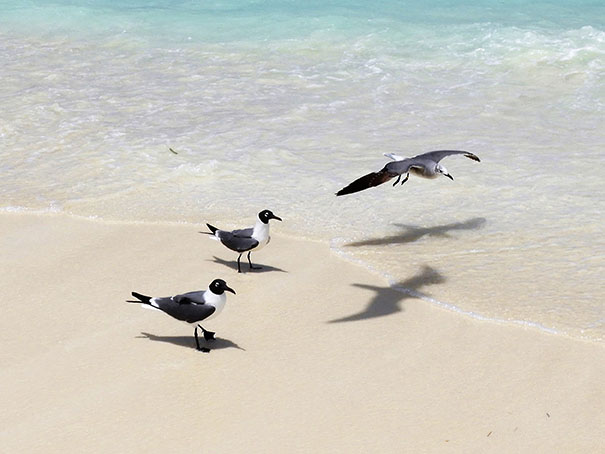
[336,167,401,196]
[152,294,215,323]
[414,150,480,163]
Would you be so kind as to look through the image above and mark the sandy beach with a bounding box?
[1,212,603,452]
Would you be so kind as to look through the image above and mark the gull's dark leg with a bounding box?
[248,251,262,270]
[194,326,201,350]
[237,253,242,273]
[392,175,401,186]
[400,173,409,185]
[199,324,215,341]
[195,325,211,353]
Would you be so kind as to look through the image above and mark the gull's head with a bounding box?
[209,279,236,295]
[436,164,454,181]
[258,209,282,224]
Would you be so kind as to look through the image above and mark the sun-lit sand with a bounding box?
[2,212,604,452]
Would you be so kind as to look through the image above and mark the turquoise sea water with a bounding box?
[1,1,604,340]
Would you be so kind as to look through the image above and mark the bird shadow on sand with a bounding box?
[208,256,288,274]
[328,266,446,323]
[344,217,486,247]
[137,332,245,352]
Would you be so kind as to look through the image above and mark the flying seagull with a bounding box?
[203,209,282,273]
[127,279,236,353]
[336,150,480,196]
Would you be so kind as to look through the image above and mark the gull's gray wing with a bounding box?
[232,227,254,237]
[152,295,216,323]
[412,150,480,163]
[217,230,259,252]
[336,158,415,196]
[173,290,207,304]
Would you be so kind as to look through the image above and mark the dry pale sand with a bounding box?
[1,212,604,453]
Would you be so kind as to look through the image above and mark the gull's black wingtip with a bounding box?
[465,152,481,162]
[335,185,358,196]
[336,170,395,196]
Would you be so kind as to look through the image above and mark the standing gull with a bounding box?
[336,150,480,196]
[204,209,282,273]
[127,279,236,352]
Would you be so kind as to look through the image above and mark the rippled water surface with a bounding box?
[1,0,604,340]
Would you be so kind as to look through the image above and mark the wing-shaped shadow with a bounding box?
[328,266,446,323]
[208,256,288,273]
[345,217,486,247]
[137,332,245,352]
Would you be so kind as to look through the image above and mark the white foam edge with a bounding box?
[329,237,560,336]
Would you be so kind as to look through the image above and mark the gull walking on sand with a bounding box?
[336,150,480,196]
[127,279,236,353]
[203,209,282,273]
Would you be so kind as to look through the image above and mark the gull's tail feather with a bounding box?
[205,224,219,235]
[336,170,395,196]
[127,292,152,304]
[464,152,481,162]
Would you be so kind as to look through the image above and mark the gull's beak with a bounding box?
[445,173,454,181]
[224,285,236,295]
[272,214,282,221]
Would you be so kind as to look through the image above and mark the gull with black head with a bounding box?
[203,209,282,273]
[336,150,480,196]
[127,279,236,353]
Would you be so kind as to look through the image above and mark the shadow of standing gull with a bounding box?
[137,332,245,352]
[328,266,446,323]
[208,256,288,274]
[345,217,486,247]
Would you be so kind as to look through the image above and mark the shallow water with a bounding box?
[1,0,604,340]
